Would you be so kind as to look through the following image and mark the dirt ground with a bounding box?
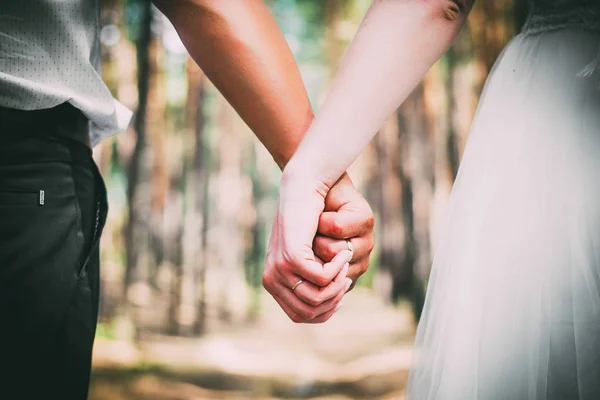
[90,289,415,400]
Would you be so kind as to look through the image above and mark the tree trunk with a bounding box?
[245,144,266,322]
[123,0,153,337]
[214,97,248,324]
[323,0,349,78]
[394,85,432,320]
[513,0,530,34]
[372,116,404,304]
[444,46,461,180]
[182,60,211,336]
[165,188,184,335]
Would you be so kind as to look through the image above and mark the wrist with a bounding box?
[280,160,332,202]
[272,107,315,171]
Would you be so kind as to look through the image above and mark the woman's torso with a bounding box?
[523,0,600,35]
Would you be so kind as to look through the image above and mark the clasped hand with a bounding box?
[262,171,374,323]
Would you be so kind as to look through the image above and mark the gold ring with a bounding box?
[346,239,354,262]
[291,280,304,291]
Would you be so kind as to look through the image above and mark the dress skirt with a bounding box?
[407,27,600,400]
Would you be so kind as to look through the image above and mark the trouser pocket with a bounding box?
[0,189,41,206]
[0,141,108,399]
[0,159,83,397]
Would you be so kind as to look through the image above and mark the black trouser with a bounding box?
[0,105,108,399]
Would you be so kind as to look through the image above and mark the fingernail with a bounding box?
[346,250,354,262]
[343,262,350,272]
[335,302,343,312]
[345,278,353,292]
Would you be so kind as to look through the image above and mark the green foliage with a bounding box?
[96,321,116,340]
[267,0,326,64]
[124,0,146,42]
[357,247,379,289]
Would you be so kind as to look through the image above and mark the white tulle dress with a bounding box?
[407,1,600,399]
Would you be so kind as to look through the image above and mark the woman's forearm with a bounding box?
[284,0,473,189]
[153,0,313,169]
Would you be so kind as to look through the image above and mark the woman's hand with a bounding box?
[262,170,354,323]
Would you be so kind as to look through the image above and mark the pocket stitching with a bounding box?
[0,190,38,206]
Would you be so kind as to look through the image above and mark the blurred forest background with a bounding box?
[91,1,529,399]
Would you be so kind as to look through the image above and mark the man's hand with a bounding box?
[314,173,374,292]
[262,171,373,324]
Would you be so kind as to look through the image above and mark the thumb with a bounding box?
[280,193,325,260]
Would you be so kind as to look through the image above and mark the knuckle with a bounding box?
[274,257,294,275]
[290,314,304,324]
[325,245,338,261]
[313,245,326,260]
[314,275,331,287]
[349,263,367,280]
[309,295,323,307]
[261,273,272,289]
[299,308,316,320]
[267,259,283,276]
[314,235,326,248]
[359,262,369,275]
[274,255,287,268]
[329,217,344,237]
[305,311,317,321]
[320,314,332,323]
[282,248,302,267]
[367,239,375,253]
[365,213,375,230]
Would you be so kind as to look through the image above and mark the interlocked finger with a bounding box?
[274,278,345,321]
[293,263,351,307]
[313,234,372,263]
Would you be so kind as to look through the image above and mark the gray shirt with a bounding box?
[0,0,131,146]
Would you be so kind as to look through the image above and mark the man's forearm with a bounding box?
[153,0,312,169]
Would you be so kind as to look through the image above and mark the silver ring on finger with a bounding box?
[346,239,354,262]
